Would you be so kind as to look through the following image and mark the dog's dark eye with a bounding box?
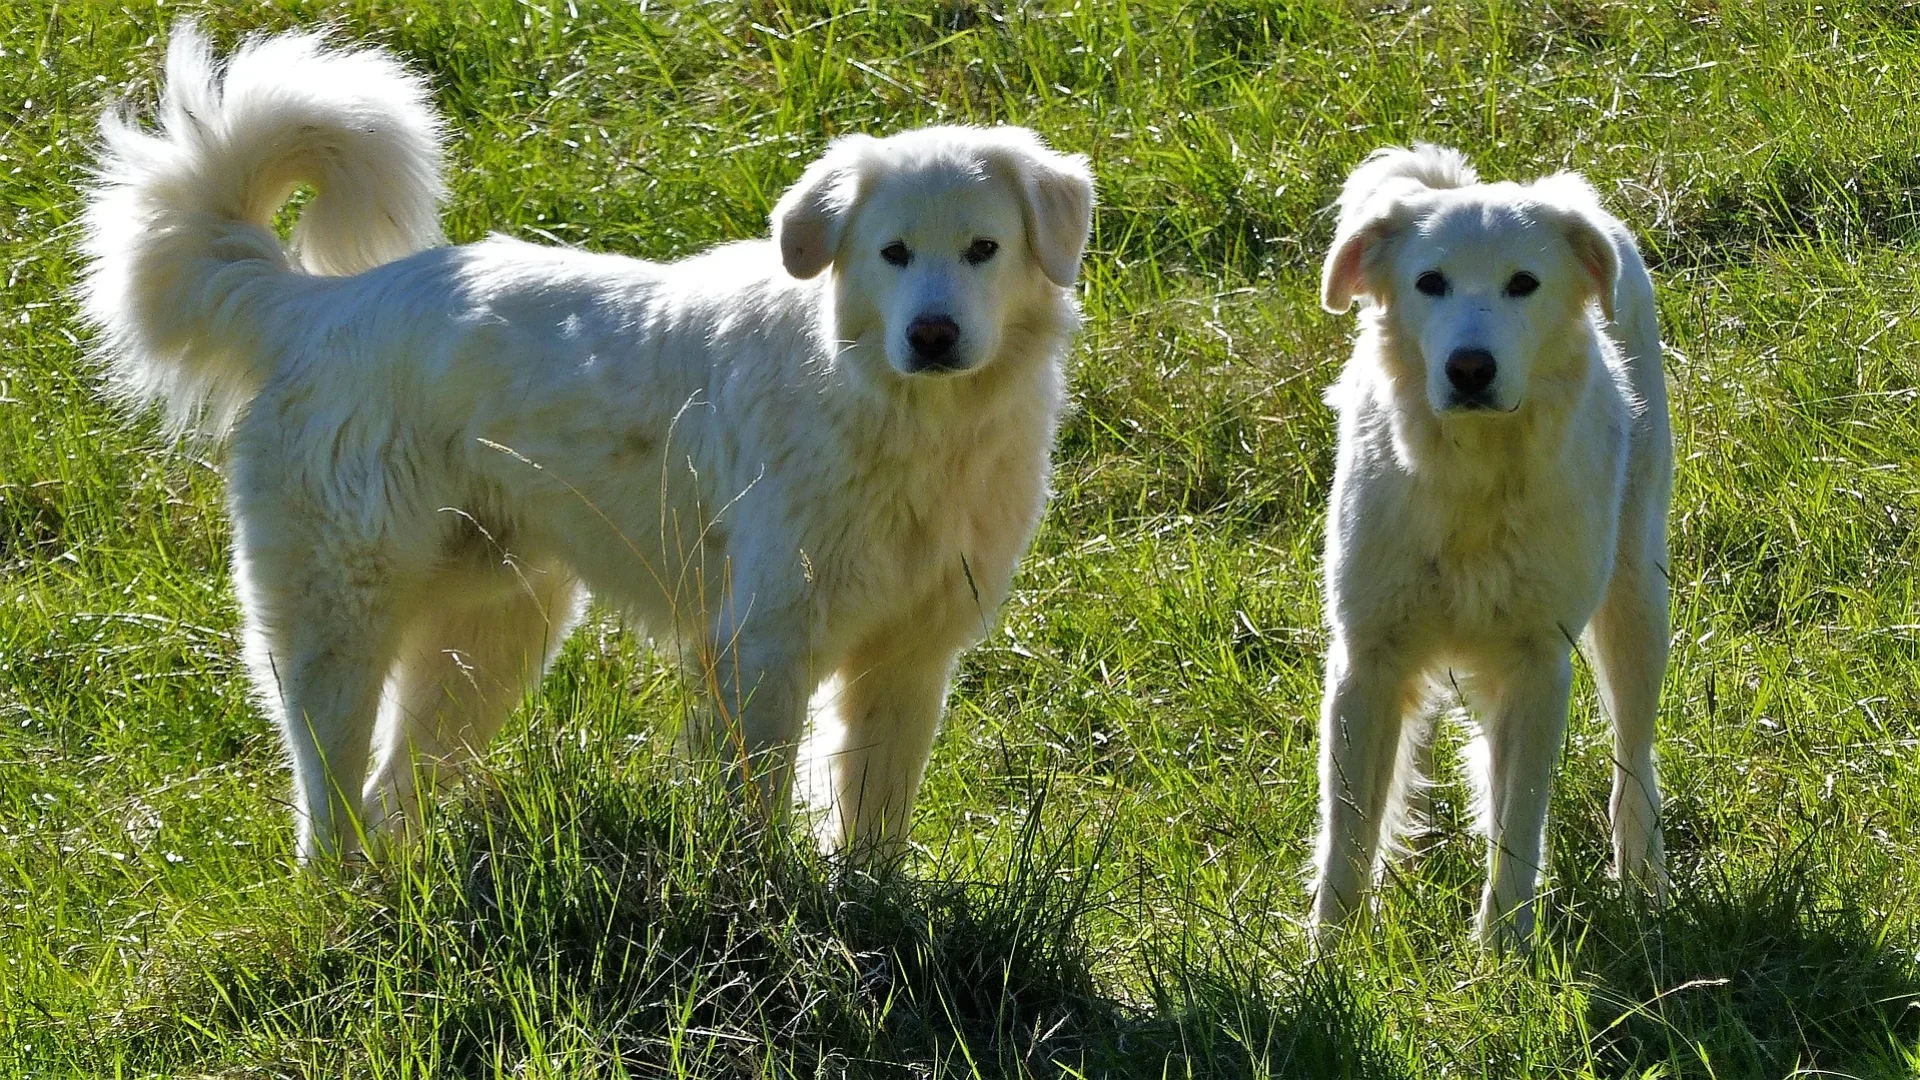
[882,241,912,267]
[1415,270,1448,297]
[964,238,999,265]
[1505,272,1539,298]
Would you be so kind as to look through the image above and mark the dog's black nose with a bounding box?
[1445,348,1497,395]
[906,316,960,367]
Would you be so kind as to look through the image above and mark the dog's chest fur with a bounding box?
[1329,349,1631,650]
[800,362,1061,654]
[1406,435,1615,633]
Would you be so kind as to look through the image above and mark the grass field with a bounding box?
[4,0,1920,1075]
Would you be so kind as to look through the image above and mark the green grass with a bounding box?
[4,0,1920,1075]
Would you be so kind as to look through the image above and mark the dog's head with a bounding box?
[1321,147,1620,415]
[773,125,1093,377]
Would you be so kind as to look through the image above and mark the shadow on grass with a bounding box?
[1651,145,1920,271]
[1569,847,1920,1078]
[82,740,1404,1079]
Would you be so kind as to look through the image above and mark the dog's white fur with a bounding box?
[1311,145,1671,947]
[80,23,1093,865]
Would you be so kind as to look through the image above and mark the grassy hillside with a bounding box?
[3,1,1919,1075]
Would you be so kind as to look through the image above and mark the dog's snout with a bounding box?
[1445,348,1497,396]
[905,315,961,370]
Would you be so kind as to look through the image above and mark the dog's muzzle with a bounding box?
[903,315,965,373]
[1444,347,1498,409]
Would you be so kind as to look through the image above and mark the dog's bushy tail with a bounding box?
[1333,143,1478,233]
[80,20,446,436]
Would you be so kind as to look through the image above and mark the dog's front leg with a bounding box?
[689,626,811,819]
[1476,647,1575,949]
[814,649,956,864]
[1310,645,1412,943]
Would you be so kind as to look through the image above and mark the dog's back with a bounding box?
[1524,172,1671,533]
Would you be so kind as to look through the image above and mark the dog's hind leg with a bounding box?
[1377,707,1440,881]
[235,535,402,867]
[1475,648,1574,949]
[361,565,583,848]
[1310,644,1417,942]
[1586,559,1669,898]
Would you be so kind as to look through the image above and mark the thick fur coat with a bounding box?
[1310,145,1672,946]
[80,23,1094,865]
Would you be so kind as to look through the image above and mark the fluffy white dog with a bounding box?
[1310,145,1671,947]
[80,23,1093,866]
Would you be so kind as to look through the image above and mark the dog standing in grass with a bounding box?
[1310,145,1672,947]
[79,23,1093,867]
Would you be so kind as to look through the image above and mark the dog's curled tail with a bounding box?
[80,20,446,436]
[1333,143,1478,232]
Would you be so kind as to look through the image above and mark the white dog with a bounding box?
[80,23,1093,866]
[1310,145,1671,947]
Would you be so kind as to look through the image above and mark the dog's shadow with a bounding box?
[76,747,1918,1077]
[1560,853,1920,1078]
[402,764,1410,1079]
[1371,720,1920,1077]
[1530,782,1920,1080]
[80,750,1406,1079]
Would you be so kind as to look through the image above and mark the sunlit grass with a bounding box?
[3,1,1918,1075]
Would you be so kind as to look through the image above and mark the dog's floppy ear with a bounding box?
[1322,145,1470,314]
[1530,174,1623,322]
[1321,200,1410,314]
[773,135,875,280]
[991,130,1095,287]
[1560,210,1621,323]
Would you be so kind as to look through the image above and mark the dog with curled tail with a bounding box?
[80,22,1094,867]
[1310,145,1672,948]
